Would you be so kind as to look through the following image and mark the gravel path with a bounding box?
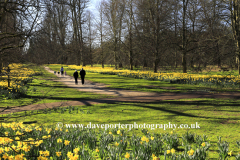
[45,67,158,97]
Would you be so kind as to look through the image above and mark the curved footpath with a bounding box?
[1,67,240,114]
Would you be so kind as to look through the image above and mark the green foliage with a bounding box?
[217,136,229,160]
[237,140,240,149]
[235,153,240,160]
[163,132,179,149]
[0,78,32,99]
[182,132,195,145]
[195,135,208,147]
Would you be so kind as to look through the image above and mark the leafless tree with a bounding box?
[102,0,126,69]
[228,0,240,74]
[0,0,41,69]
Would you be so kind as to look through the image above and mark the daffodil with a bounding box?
[15,137,20,140]
[73,147,80,153]
[125,152,130,159]
[141,136,146,141]
[167,150,171,154]
[43,150,50,156]
[171,148,175,154]
[64,140,70,146]
[188,149,194,156]
[67,151,73,157]
[228,151,232,156]
[56,152,61,157]
[57,138,62,143]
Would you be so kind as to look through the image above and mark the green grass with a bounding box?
[48,64,240,93]
[4,97,240,159]
[0,65,111,107]
[1,64,240,159]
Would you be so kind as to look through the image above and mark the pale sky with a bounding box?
[88,0,99,16]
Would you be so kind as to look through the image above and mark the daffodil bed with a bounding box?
[0,64,40,99]
[66,65,240,89]
[0,121,239,160]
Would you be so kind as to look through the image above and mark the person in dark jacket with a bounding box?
[73,70,79,84]
[60,66,64,76]
[80,68,86,85]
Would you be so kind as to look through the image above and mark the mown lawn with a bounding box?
[1,64,240,159]
[4,97,240,159]
[49,64,240,93]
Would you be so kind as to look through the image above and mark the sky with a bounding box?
[88,0,99,16]
[87,0,102,46]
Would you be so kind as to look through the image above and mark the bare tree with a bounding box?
[172,0,181,68]
[229,0,240,74]
[141,0,173,72]
[181,0,189,73]
[103,0,125,69]
[96,0,106,68]
[0,0,40,69]
[125,0,134,70]
[68,0,89,65]
[86,10,95,66]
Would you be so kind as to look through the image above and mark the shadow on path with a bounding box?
[1,66,240,114]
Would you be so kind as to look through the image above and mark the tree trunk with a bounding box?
[182,0,188,73]
[129,0,133,70]
[143,58,147,68]
[0,57,2,74]
[232,0,240,74]
[101,42,104,68]
[216,42,221,68]
[114,36,118,69]
[236,41,240,74]
[119,62,123,68]
[175,50,178,68]
[190,57,194,68]
[238,54,240,74]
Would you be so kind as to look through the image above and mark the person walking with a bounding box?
[60,66,64,76]
[73,70,79,84]
[80,68,86,85]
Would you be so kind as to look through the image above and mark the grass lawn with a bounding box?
[1,64,240,159]
[4,97,240,159]
[49,64,240,93]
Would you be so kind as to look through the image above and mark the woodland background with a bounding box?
[2,0,240,74]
